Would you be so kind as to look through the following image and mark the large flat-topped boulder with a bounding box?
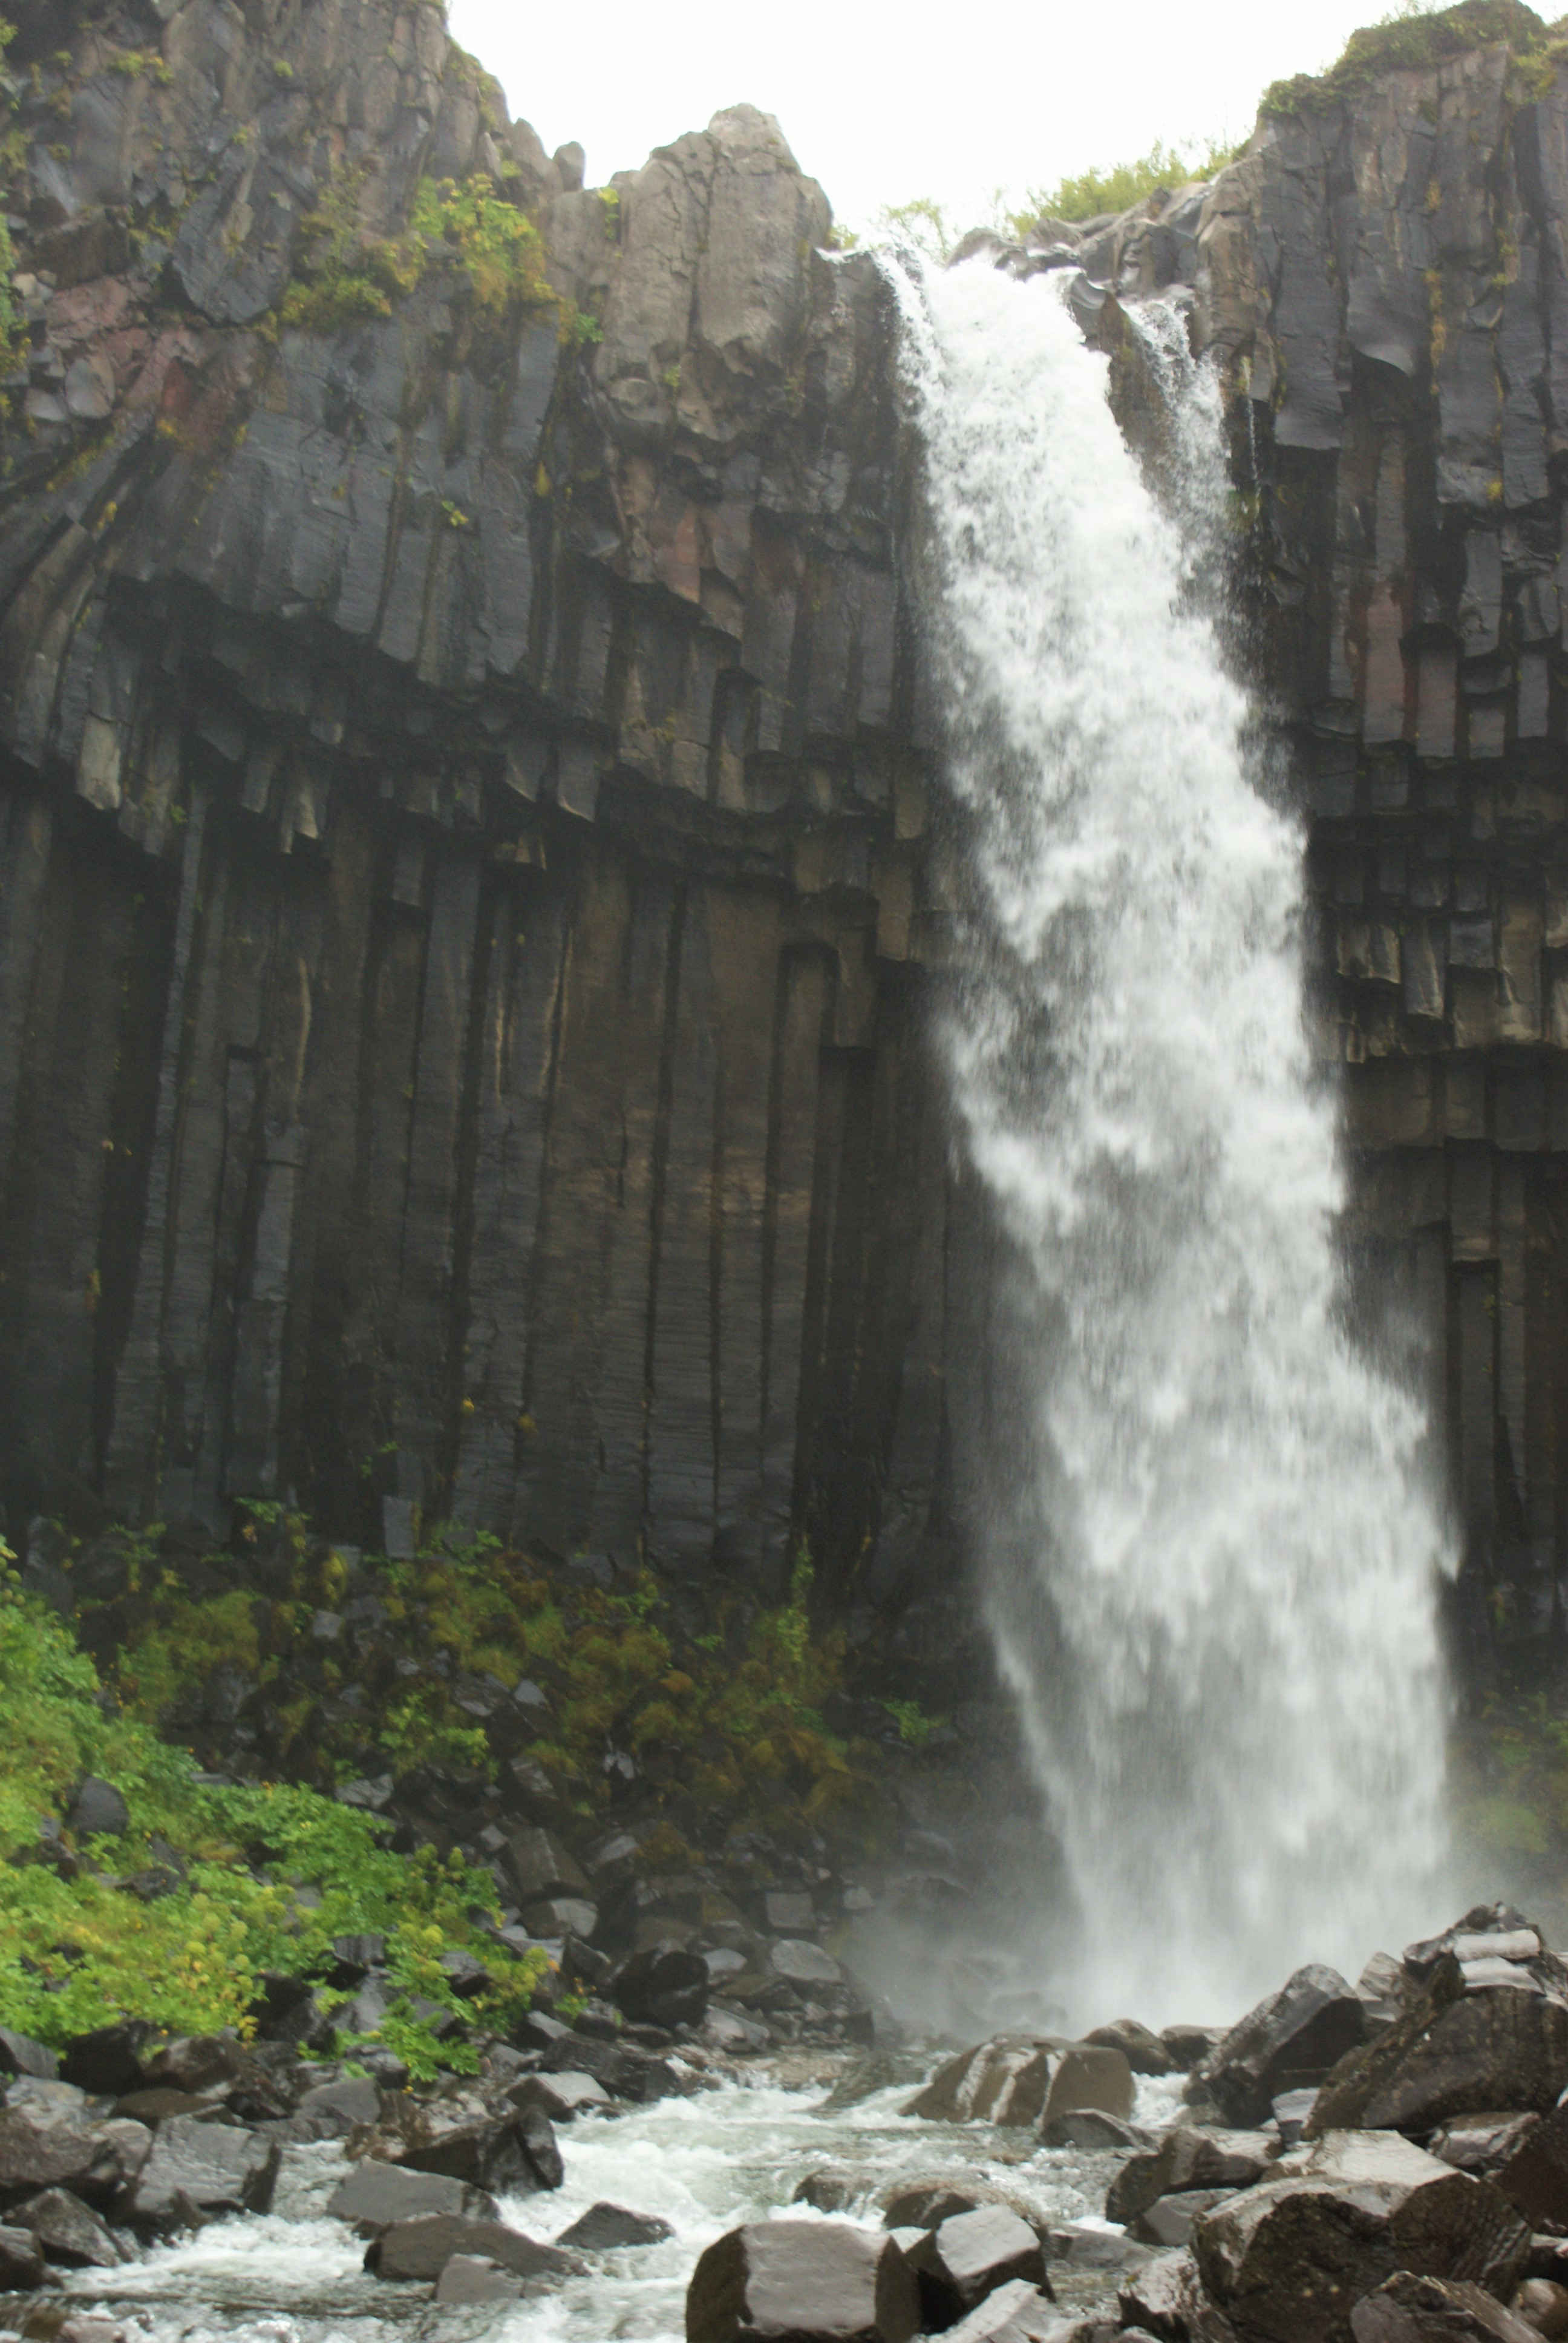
[686,2220,920,2343]
[1191,2129,1531,2343]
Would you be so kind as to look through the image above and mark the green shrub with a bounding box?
[0,1561,546,2060]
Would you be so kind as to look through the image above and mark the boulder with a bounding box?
[139,2037,244,2097]
[119,2115,279,2232]
[1513,2280,1568,2338]
[295,2077,382,2134]
[1350,2272,1541,2343]
[0,2221,45,2288]
[1108,2131,1278,2227]
[365,2212,584,2282]
[1119,2246,1240,2343]
[908,2205,1051,2322]
[1191,2130,1532,2343]
[1489,2106,1568,2229]
[1039,2046,1135,2131]
[0,2102,151,2202]
[1134,2191,1238,2250]
[556,2201,675,2248]
[432,2253,523,2304]
[1040,2109,1154,2151]
[687,2221,920,2343]
[67,1778,129,1838]
[1192,1968,1367,2128]
[796,2171,862,2214]
[509,2072,612,2122]
[1430,2117,1541,2180]
[13,2187,130,2267]
[113,2091,211,2128]
[1309,1982,1568,2138]
[940,2279,1062,2343]
[326,2160,500,2232]
[538,2031,694,2104]
[906,2040,1056,2124]
[881,2182,991,2230]
[770,1942,844,1987]
[501,1826,589,1906]
[614,1943,710,2030]
[59,2024,154,2097]
[0,2030,58,2082]
[371,2102,563,2195]
[1164,2028,1223,2070]
[1086,2021,1176,2076]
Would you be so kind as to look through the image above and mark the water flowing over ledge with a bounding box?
[888,251,1458,2024]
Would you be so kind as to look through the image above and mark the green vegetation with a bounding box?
[1261,0,1549,118]
[279,166,599,344]
[1016,135,1246,230]
[0,1556,546,2071]
[1454,1690,1568,1873]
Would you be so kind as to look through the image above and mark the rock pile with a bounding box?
[684,1904,1568,2343]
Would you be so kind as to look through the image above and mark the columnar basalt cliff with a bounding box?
[0,0,955,1637]
[5,0,1568,1667]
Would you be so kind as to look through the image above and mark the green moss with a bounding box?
[1261,0,1547,118]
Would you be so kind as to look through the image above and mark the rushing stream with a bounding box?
[51,2068,1184,2343]
[889,252,1456,2024]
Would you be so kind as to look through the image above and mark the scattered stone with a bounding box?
[1085,2021,1175,2076]
[556,2201,675,2248]
[12,2188,129,2268]
[765,1892,815,1932]
[508,2072,611,2122]
[1192,2129,1532,2342]
[0,2221,45,2288]
[686,2220,920,2343]
[432,2253,523,2304]
[365,2212,584,2282]
[1192,1966,1366,2127]
[1132,2191,1237,2250]
[502,1826,589,1906]
[941,2278,1062,2343]
[0,2030,58,2082]
[1350,2271,1541,2343]
[614,1943,710,2030]
[1107,2130,1277,2227]
[1161,2028,1221,2070]
[1048,2223,1151,2272]
[295,2077,381,2133]
[139,2037,243,2097]
[1040,2109,1154,2151]
[1119,2246,1237,2343]
[59,2024,152,2098]
[326,2161,500,2232]
[1491,2104,1568,2228]
[882,2181,990,2230]
[120,2114,279,2232]
[0,2101,151,2201]
[1513,2281,1568,2338]
[769,1941,843,1987]
[66,1778,129,1839]
[795,2169,863,2214]
[909,2205,1051,2321]
[1310,1977,1568,2138]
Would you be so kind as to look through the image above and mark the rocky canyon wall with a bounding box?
[5,0,1568,1668]
[0,0,957,1650]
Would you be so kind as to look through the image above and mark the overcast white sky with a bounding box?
[446,0,1400,235]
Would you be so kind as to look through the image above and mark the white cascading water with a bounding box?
[892,252,1456,2025]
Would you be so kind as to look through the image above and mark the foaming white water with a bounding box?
[892,254,1455,2025]
[60,2078,1145,2343]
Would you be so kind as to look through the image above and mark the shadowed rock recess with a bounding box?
[4,0,1568,1662]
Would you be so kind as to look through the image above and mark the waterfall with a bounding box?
[892,253,1455,2026]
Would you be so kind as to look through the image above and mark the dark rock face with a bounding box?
[0,0,952,1659]
[119,2114,279,2232]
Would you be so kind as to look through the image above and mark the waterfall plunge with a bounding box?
[895,255,1455,2025]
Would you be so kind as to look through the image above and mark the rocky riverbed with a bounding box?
[4,1901,1568,2343]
